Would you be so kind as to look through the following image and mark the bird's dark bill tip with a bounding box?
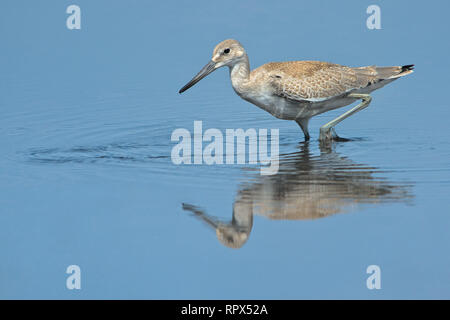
[178,80,196,94]
[178,86,188,94]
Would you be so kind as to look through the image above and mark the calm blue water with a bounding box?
[1,0,449,299]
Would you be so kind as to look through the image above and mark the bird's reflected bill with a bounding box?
[179,60,216,93]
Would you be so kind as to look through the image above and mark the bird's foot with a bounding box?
[319,128,350,142]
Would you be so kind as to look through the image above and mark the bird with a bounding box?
[179,39,414,141]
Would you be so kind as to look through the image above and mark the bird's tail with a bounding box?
[375,64,414,80]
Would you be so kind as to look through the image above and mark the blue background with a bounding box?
[1,0,449,298]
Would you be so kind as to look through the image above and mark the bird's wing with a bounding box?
[260,61,378,102]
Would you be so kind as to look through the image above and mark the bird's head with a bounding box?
[216,225,249,249]
[179,39,246,93]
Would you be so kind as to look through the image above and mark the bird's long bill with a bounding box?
[182,203,220,230]
[179,60,216,93]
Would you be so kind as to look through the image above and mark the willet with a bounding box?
[179,39,414,141]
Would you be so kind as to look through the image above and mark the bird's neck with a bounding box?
[229,55,250,94]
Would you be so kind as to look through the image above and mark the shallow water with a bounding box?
[1,1,450,299]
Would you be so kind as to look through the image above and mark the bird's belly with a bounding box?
[239,90,360,121]
[242,94,309,120]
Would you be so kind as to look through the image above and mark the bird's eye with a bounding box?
[223,48,230,54]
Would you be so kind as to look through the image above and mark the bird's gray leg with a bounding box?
[319,93,372,142]
[296,118,310,141]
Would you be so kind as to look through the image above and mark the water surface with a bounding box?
[1,0,450,299]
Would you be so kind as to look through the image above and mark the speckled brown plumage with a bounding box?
[253,61,407,101]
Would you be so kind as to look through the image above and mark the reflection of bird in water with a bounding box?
[182,143,413,249]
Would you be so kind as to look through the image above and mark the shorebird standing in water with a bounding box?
[179,39,414,141]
